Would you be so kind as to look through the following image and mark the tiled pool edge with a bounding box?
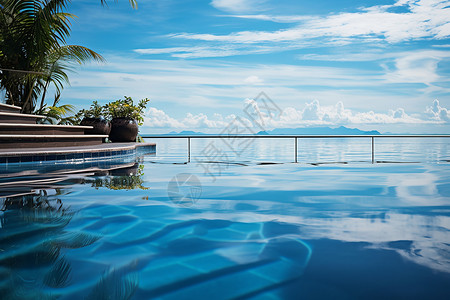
[0,143,156,165]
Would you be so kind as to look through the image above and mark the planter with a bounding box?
[80,117,111,136]
[109,117,138,142]
[110,163,138,176]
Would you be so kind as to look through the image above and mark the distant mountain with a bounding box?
[258,126,381,135]
[166,130,206,135]
[163,126,380,136]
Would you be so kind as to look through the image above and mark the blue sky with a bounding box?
[63,0,450,133]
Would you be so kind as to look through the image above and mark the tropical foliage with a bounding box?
[75,100,105,119]
[34,96,150,126]
[104,96,149,125]
[0,190,101,299]
[90,164,149,190]
[101,0,138,9]
[37,103,77,125]
[0,0,104,113]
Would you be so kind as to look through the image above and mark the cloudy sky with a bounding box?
[64,0,450,133]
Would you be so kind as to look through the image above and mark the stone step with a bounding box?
[0,134,108,149]
[0,123,93,135]
[0,103,22,113]
[0,111,46,124]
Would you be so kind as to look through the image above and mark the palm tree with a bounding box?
[0,0,104,113]
[0,191,101,299]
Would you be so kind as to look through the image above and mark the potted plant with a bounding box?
[89,164,149,190]
[76,101,111,137]
[105,96,149,143]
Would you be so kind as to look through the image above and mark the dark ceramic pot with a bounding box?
[110,163,138,176]
[109,117,138,142]
[80,117,111,136]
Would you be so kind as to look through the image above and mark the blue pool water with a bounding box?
[1,138,450,299]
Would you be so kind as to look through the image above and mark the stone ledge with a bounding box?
[0,123,94,129]
[0,103,22,112]
[0,134,107,138]
[0,111,46,118]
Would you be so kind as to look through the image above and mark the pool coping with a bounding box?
[0,142,156,164]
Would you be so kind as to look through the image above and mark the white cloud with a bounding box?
[174,0,450,46]
[271,100,425,126]
[297,49,450,93]
[221,14,313,23]
[210,0,267,13]
[62,54,450,132]
[301,99,321,121]
[182,112,233,128]
[425,99,450,121]
[244,75,263,85]
[142,108,240,129]
[135,46,247,59]
[134,47,208,55]
[384,50,448,85]
[144,107,184,128]
[132,48,450,95]
[135,44,293,59]
[142,99,449,130]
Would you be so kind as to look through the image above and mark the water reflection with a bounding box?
[86,164,149,191]
[0,160,316,298]
[0,153,449,299]
[0,160,147,299]
[186,163,450,277]
[0,191,100,299]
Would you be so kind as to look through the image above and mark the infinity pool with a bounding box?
[1,138,450,299]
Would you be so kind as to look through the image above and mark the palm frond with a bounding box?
[36,104,76,124]
[52,232,101,249]
[0,0,104,113]
[44,257,72,288]
[100,0,138,9]
[57,45,105,64]
[86,269,139,300]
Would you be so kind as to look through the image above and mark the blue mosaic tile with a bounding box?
[74,153,84,160]
[33,155,46,162]
[56,155,66,161]
[46,155,57,161]
[20,156,33,163]
[8,156,20,163]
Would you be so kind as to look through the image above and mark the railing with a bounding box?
[141,135,450,164]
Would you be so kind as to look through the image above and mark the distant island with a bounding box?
[167,130,206,135]
[257,126,381,135]
[165,126,381,135]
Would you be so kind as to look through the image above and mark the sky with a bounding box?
[63,0,450,133]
